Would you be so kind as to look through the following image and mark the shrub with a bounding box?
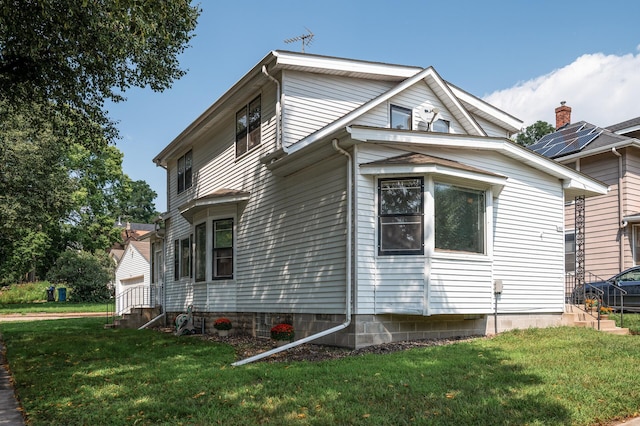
[46,250,113,302]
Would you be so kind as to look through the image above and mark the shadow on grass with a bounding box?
[1,319,573,425]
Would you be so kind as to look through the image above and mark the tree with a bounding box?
[117,179,160,223]
[515,120,555,147]
[0,1,200,147]
[0,103,76,283]
[65,144,128,252]
[46,250,113,302]
[0,104,158,283]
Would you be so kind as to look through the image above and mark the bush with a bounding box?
[46,250,113,302]
[0,281,52,304]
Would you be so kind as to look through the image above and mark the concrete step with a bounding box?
[563,304,630,335]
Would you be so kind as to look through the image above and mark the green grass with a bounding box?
[611,313,640,334]
[1,320,639,425]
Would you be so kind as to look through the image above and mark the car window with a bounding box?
[618,270,640,282]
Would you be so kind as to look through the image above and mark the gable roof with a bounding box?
[127,240,151,263]
[606,116,640,139]
[284,66,489,155]
[154,51,522,167]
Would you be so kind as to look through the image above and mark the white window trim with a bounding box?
[191,210,237,283]
[426,175,493,261]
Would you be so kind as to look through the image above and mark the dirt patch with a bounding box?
[158,327,482,363]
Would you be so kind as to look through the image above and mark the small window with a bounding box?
[195,222,207,282]
[180,236,191,278]
[236,96,261,157]
[213,219,233,279]
[174,240,179,280]
[391,105,412,130]
[177,150,192,194]
[434,182,485,254]
[378,178,424,255]
[431,119,450,133]
[565,231,575,273]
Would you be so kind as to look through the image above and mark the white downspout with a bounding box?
[232,138,353,366]
[612,147,625,271]
[261,65,283,152]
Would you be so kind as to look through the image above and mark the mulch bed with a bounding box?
[158,327,481,363]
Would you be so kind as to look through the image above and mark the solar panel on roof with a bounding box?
[553,130,602,157]
[528,124,600,158]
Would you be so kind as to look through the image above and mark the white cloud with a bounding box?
[484,52,640,130]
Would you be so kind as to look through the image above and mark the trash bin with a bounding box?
[57,287,66,302]
[46,286,55,302]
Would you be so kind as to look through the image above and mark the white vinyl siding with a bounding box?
[282,70,394,147]
[353,82,464,133]
[236,154,347,313]
[115,243,151,315]
[355,144,567,316]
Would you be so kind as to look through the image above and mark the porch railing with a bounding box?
[566,272,626,328]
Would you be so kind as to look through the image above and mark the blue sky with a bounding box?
[108,0,640,211]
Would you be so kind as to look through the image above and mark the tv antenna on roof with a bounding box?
[284,28,314,53]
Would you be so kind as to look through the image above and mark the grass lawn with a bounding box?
[1,319,639,425]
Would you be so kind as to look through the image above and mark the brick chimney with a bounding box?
[555,101,571,129]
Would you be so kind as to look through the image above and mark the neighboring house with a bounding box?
[152,51,607,348]
[529,104,640,282]
[114,239,152,315]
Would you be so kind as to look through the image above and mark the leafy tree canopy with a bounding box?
[515,120,556,147]
[0,104,158,284]
[0,0,200,147]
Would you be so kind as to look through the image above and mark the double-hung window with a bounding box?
[378,178,424,255]
[434,182,485,254]
[213,219,233,279]
[236,96,261,157]
[177,150,192,194]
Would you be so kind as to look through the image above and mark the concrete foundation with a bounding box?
[166,310,565,349]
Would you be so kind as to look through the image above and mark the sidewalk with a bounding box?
[0,338,24,426]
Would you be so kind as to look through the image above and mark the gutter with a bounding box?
[232,138,353,366]
[261,65,284,152]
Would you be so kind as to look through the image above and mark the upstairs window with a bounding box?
[434,182,485,254]
[390,105,412,130]
[177,150,192,194]
[431,119,450,133]
[236,96,261,157]
[378,178,424,255]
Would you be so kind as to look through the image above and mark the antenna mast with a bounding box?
[284,28,314,53]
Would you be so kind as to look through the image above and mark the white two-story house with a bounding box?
[152,51,607,349]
